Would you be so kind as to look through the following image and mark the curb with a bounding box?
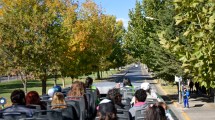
[157,84,191,120]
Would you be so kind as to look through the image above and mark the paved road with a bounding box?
[94,64,153,94]
[94,64,182,119]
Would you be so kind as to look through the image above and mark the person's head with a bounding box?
[146,104,167,120]
[48,88,56,97]
[107,88,122,105]
[26,91,40,105]
[157,102,168,110]
[10,89,26,105]
[141,82,150,91]
[85,77,93,88]
[53,85,62,92]
[51,92,66,109]
[97,102,117,120]
[134,89,147,103]
[123,78,132,87]
[67,81,86,97]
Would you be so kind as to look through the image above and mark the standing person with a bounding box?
[0,89,34,118]
[182,88,190,108]
[85,77,100,104]
[189,80,194,93]
[195,82,200,94]
[129,89,148,119]
[123,78,134,92]
[26,91,47,110]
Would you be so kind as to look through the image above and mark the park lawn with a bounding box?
[159,80,178,95]
[0,69,119,107]
[161,84,178,95]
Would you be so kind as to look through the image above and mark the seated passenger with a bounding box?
[51,92,67,109]
[106,88,126,109]
[97,101,117,120]
[67,81,88,110]
[146,104,167,120]
[0,89,34,118]
[157,102,173,120]
[129,89,148,119]
[47,85,62,100]
[85,77,100,104]
[26,91,46,110]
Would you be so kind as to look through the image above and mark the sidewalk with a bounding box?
[156,83,215,120]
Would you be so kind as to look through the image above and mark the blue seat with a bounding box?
[33,110,63,120]
[65,99,80,120]
[117,109,131,120]
[50,104,78,120]
[1,111,27,120]
[135,108,147,120]
[66,96,86,120]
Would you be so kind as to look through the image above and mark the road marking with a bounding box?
[182,110,191,120]
[158,84,191,120]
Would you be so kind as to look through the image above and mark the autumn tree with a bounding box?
[65,0,124,79]
[0,0,77,94]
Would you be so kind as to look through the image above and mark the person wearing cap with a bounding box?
[182,88,190,108]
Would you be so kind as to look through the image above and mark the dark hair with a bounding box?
[10,89,26,105]
[85,77,93,88]
[97,102,117,120]
[123,78,132,87]
[146,104,167,120]
[134,89,147,102]
[26,91,40,105]
[106,88,122,105]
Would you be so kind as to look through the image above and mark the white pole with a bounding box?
[179,80,181,104]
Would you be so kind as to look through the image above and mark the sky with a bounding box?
[79,0,137,28]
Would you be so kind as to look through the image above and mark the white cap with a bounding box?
[141,82,150,90]
[48,88,55,97]
[99,99,111,104]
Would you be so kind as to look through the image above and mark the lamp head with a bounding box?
[0,97,7,105]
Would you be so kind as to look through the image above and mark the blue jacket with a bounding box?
[0,105,34,118]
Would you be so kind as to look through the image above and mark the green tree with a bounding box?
[125,0,183,81]
[160,0,215,88]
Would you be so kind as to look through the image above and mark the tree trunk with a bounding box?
[70,76,74,84]
[100,71,103,79]
[42,78,47,95]
[54,78,57,86]
[97,71,100,80]
[214,88,215,103]
[19,72,27,94]
[62,77,65,88]
[23,79,27,94]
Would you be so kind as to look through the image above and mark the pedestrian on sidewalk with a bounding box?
[189,80,194,93]
[182,88,190,108]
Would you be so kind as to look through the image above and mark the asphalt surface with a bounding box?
[94,64,180,119]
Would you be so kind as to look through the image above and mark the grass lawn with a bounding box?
[159,80,178,95]
[0,69,119,107]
